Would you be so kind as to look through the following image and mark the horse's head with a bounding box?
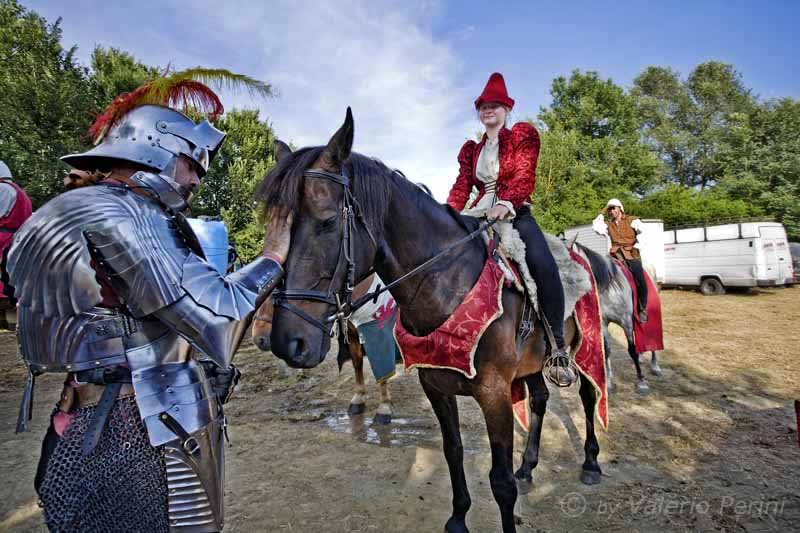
[257,109,381,368]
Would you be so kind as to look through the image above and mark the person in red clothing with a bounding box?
[447,73,574,386]
[0,160,32,330]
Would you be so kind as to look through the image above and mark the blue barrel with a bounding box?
[187,218,230,275]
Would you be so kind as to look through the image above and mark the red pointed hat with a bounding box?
[474,72,515,110]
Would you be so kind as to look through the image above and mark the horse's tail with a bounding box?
[575,243,617,292]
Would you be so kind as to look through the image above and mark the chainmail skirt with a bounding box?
[39,395,170,532]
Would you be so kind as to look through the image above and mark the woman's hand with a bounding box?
[486,204,510,222]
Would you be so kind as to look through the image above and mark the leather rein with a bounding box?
[273,167,497,338]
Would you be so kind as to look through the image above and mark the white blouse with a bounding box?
[472,135,515,218]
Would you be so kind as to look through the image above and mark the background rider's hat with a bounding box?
[474,72,515,110]
[602,198,625,214]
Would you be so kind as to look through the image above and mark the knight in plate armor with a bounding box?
[8,75,289,532]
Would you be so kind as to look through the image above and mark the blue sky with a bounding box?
[25,0,800,200]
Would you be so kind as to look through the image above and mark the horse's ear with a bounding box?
[323,107,354,168]
[274,140,293,163]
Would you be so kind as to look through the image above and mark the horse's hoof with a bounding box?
[580,469,602,485]
[636,382,650,395]
[372,413,391,425]
[650,365,663,377]
[515,477,533,495]
[347,403,365,416]
[444,516,469,533]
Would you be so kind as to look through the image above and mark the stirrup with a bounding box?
[543,348,578,388]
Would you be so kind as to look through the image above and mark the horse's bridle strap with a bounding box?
[274,165,496,337]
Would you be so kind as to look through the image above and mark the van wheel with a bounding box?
[700,278,725,296]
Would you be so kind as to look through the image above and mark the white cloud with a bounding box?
[208,0,475,201]
[28,0,476,201]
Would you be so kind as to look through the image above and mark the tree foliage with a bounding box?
[533,64,799,240]
[0,0,96,205]
[532,70,661,235]
[195,109,277,262]
[0,1,277,255]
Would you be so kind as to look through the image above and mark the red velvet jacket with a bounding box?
[0,180,32,299]
[446,122,540,212]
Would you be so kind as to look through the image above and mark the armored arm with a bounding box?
[152,256,283,367]
[83,190,285,367]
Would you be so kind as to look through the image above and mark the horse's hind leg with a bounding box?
[420,374,471,533]
[373,379,392,425]
[578,376,602,485]
[650,351,663,376]
[514,372,548,495]
[348,329,367,416]
[475,377,518,533]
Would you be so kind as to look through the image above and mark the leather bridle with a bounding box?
[273,166,497,339]
[273,167,375,338]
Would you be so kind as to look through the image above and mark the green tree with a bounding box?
[532,70,661,234]
[0,0,96,205]
[632,61,756,190]
[196,109,277,262]
[90,46,160,107]
[717,98,800,239]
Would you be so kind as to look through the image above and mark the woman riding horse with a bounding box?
[446,72,574,386]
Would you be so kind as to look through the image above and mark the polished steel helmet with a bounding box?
[0,160,11,179]
[61,105,225,177]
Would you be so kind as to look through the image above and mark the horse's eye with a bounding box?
[320,216,338,233]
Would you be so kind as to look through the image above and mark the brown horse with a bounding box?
[252,274,395,423]
[258,110,602,533]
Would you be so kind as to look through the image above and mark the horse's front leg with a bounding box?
[578,376,602,485]
[420,373,471,533]
[650,351,663,376]
[475,375,518,533]
[348,333,368,415]
[627,340,649,394]
[514,372,548,494]
[622,318,649,394]
[373,379,392,425]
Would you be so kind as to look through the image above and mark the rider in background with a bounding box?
[593,198,649,322]
[0,160,32,330]
[447,72,574,386]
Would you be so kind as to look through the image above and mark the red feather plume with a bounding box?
[87,68,272,144]
[88,81,223,143]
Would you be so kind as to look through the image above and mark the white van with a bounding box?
[663,220,794,295]
[563,219,665,283]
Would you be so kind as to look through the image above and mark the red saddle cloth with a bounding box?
[394,258,505,378]
[512,250,608,431]
[394,251,608,431]
[613,258,664,353]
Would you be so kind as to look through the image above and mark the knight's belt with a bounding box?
[17,306,173,375]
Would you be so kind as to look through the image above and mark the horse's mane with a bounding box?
[576,242,618,291]
[255,147,473,242]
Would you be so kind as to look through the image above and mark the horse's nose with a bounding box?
[254,334,271,352]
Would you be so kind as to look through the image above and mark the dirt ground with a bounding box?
[0,287,798,532]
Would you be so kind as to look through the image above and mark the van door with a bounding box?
[758,226,785,285]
